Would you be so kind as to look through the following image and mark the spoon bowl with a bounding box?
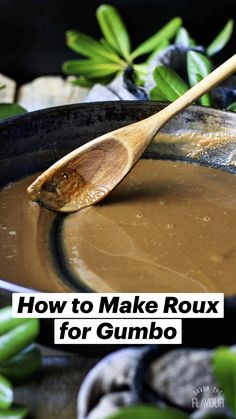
[27,136,130,212]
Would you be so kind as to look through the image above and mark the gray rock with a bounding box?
[86,84,119,102]
[17,76,88,111]
[86,74,139,102]
[148,349,214,409]
[78,347,143,419]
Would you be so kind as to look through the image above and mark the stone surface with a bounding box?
[86,74,139,102]
[148,349,214,409]
[78,348,143,419]
[86,392,132,419]
[17,76,89,111]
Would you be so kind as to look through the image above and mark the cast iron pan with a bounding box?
[0,100,236,355]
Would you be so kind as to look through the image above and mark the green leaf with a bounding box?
[0,85,6,90]
[207,19,234,56]
[133,63,148,75]
[66,30,121,64]
[0,319,40,364]
[131,17,182,60]
[146,39,170,64]
[213,347,236,415]
[71,77,95,88]
[71,73,114,87]
[175,27,193,47]
[187,51,213,86]
[187,50,213,106]
[0,345,41,384]
[107,406,188,419]
[152,65,189,101]
[96,4,131,60]
[0,104,26,121]
[133,63,148,84]
[149,86,169,101]
[227,101,236,112]
[63,60,121,78]
[99,39,127,67]
[0,374,13,410]
[0,406,28,418]
[0,306,39,337]
[195,73,213,106]
[99,39,124,61]
[0,306,31,336]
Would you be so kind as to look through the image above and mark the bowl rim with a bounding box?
[1,99,236,127]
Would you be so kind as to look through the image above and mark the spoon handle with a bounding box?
[149,54,236,131]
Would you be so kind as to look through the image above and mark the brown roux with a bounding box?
[1,159,236,293]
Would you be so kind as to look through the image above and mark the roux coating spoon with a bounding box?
[28,54,236,212]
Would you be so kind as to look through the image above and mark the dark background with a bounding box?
[1,0,236,84]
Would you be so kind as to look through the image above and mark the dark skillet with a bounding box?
[0,100,236,355]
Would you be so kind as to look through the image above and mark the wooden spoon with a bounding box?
[28,55,236,212]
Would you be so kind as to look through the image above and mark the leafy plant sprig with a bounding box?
[0,306,41,418]
[150,19,234,108]
[63,4,182,87]
[63,5,234,94]
[63,5,236,111]
[150,51,214,105]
